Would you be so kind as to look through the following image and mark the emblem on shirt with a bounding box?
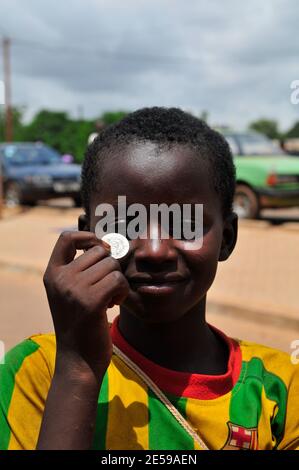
[222,422,258,450]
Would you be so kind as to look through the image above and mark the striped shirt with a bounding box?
[0,317,298,450]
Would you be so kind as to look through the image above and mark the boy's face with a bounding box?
[86,142,237,324]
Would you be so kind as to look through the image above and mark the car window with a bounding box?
[236,133,283,156]
[224,136,239,155]
[3,145,62,165]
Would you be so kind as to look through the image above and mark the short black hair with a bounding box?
[81,107,236,220]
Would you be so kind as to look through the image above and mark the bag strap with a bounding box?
[112,344,209,450]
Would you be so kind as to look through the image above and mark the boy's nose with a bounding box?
[133,223,177,265]
[134,238,177,264]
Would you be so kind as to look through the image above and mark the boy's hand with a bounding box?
[43,231,129,378]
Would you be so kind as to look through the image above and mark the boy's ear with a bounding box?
[218,212,238,261]
[78,214,90,232]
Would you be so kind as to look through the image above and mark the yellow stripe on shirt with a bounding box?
[7,343,52,450]
[106,355,149,450]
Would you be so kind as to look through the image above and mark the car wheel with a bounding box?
[5,182,23,207]
[23,200,37,207]
[73,196,82,208]
[233,184,260,219]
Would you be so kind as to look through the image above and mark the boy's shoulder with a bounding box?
[5,325,115,371]
[28,332,56,347]
[3,326,114,376]
[235,337,299,386]
[2,333,56,377]
[25,332,56,358]
[4,332,56,357]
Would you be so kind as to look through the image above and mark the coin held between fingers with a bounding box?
[101,233,130,259]
[83,239,111,253]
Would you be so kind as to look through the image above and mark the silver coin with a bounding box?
[101,233,130,259]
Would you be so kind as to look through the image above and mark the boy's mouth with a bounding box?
[128,274,189,296]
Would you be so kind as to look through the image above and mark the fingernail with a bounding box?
[101,240,111,251]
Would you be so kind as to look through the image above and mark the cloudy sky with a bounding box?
[0,0,299,129]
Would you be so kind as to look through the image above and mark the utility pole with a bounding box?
[1,36,13,218]
[3,37,13,142]
[0,145,2,217]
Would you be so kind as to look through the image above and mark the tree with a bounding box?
[101,111,128,126]
[21,110,95,162]
[0,106,26,142]
[22,110,70,150]
[0,107,129,163]
[248,119,280,140]
[57,118,95,162]
[284,121,299,139]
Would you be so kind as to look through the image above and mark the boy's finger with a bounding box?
[72,244,112,272]
[79,256,120,285]
[49,231,108,266]
[90,270,130,307]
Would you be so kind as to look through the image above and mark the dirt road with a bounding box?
[1,202,299,354]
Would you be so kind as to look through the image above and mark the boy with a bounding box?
[0,108,298,450]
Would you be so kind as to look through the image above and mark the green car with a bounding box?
[222,131,299,218]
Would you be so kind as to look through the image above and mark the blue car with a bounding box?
[0,142,82,207]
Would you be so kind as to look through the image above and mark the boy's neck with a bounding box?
[118,300,229,375]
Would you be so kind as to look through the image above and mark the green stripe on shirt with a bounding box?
[92,370,109,450]
[148,389,193,450]
[229,358,263,428]
[229,357,288,446]
[263,368,287,446]
[0,339,39,450]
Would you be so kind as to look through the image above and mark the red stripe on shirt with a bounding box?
[111,316,242,400]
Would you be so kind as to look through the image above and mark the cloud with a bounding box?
[0,0,298,129]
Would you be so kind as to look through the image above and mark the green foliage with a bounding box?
[284,121,299,139]
[0,107,26,141]
[4,107,299,162]
[0,108,129,163]
[22,110,96,162]
[248,119,281,140]
[101,111,128,126]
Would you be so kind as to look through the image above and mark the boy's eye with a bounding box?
[106,217,139,240]
[106,218,126,232]
[161,218,197,240]
[181,219,197,240]
[105,217,205,241]
[180,219,197,240]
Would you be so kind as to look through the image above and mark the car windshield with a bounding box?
[237,133,283,156]
[2,145,62,165]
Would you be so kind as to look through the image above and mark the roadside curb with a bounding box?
[1,259,298,331]
[207,300,299,331]
[0,260,44,277]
